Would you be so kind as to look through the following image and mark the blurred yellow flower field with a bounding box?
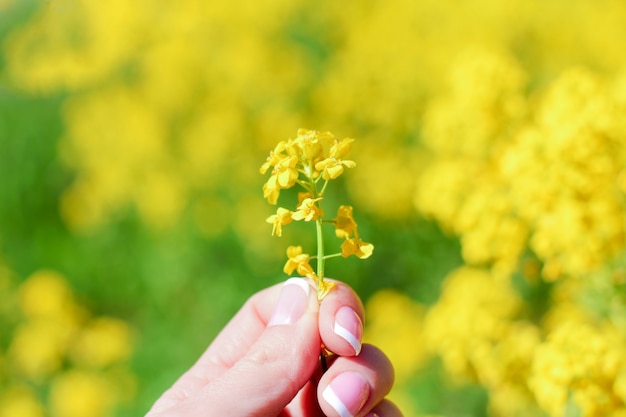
[2,0,626,415]
[0,269,135,417]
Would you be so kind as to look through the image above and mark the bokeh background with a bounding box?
[2,1,626,416]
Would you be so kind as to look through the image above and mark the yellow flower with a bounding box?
[262,155,299,204]
[330,137,355,159]
[274,155,299,188]
[341,237,374,259]
[291,128,326,162]
[259,141,288,174]
[49,369,115,417]
[70,317,133,368]
[315,156,356,181]
[333,205,358,238]
[313,136,356,180]
[283,246,315,277]
[18,270,75,321]
[529,321,626,417]
[266,207,293,236]
[9,319,74,381]
[0,385,44,417]
[364,289,427,382]
[424,267,523,380]
[262,180,280,205]
[292,197,324,222]
[297,191,314,204]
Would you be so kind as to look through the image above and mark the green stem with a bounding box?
[308,172,326,299]
[305,168,330,300]
[316,218,325,293]
[319,179,330,196]
[295,179,311,191]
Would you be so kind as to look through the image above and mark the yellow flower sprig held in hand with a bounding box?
[261,128,374,300]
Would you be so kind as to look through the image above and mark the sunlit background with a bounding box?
[2,1,626,416]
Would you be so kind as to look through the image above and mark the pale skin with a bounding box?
[146,279,403,417]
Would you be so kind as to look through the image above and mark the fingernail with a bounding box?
[334,306,363,355]
[268,278,310,326]
[364,413,380,417]
[322,371,369,417]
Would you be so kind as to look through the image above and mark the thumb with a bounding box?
[199,278,321,416]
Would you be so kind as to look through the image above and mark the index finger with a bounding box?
[318,279,366,357]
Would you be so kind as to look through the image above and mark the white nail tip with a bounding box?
[334,322,362,355]
[322,385,353,417]
[285,277,310,295]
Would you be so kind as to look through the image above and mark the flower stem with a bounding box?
[308,173,327,300]
[315,217,325,299]
[320,179,330,195]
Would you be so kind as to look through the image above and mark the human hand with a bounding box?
[146,278,402,417]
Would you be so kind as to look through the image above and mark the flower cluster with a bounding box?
[261,129,373,299]
[423,267,543,417]
[529,321,626,417]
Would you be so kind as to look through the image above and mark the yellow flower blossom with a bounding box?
[262,180,281,206]
[283,246,315,278]
[274,155,299,188]
[424,267,523,381]
[333,205,358,239]
[260,141,288,175]
[423,266,546,416]
[529,321,626,417]
[315,157,357,181]
[291,128,327,163]
[49,369,115,417]
[329,137,355,159]
[0,385,44,417]
[8,319,73,381]
[315,137,357,180]
[70,317,133,368]
[297,191,314,205]
[262,156,299,205]
[291,197,324,222]
[18,269,77,321]
[266,207,293,236]
[341,237,374,259]
[364,289,427,382]
[261,151,301,205]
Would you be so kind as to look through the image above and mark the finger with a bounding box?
[319,279,366,356]
[317,344,395,417]
[150,277,322,417]
[282,379,324,417]
[156,279,285,408]
[197,280,288,378]
[368,399,404,417]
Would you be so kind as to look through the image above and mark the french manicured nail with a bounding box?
[268,278,310,326]
[322,371,370,417]
[334,306,363,355]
